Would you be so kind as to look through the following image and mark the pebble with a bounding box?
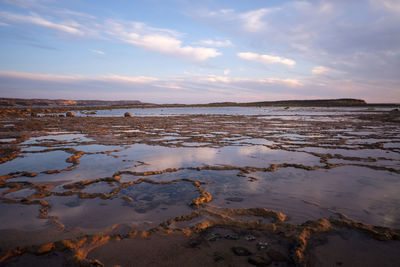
[256,241,269,250]
[245,235,256,241]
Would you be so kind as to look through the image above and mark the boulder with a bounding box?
[124,112,132,117]
[66,111,75,117]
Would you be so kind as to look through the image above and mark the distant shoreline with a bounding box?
[1,97,399,109]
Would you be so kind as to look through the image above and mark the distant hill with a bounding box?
[206,98,367,107]
[246,98,367,106]
[0,98,146,107]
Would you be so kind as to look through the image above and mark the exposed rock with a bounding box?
[232,247,252,256]
[224,234,239,240]
[248,254,272,266]
[267,249,287,262]
[207,233,221,241]
[213,252,225,262]
[66,111,75,117]
[124,112,132,117]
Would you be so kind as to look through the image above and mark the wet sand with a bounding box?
[0,107,399,266]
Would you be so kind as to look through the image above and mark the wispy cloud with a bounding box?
[0,71,158,84]
[0,11,84,35]
[1,0,45,9]
[192,1,400,84]
[370,0,400,14]
[2,0,96,19]
[263,78,303,87]
[0,71,304,98]
[238,52,295,67]
[0,8,221,63]
[196,39,233,47]
[90,49,105,55]
[1,70,398,103]
[312,66,330,75]
[200,7,278,33]
[238,8,273,32]
[0,71,85,82]
[101,74,159,83]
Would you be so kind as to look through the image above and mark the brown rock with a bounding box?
[248,254,272,266]
[66,111,75,117]
[267,249,287,262]
[232,246,252,256]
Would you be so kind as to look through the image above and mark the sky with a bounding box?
[0,0,399,104]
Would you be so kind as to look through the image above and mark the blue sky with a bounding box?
[0,0,399,103]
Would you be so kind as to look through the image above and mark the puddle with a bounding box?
[0,150,71,175]
[112,144,323,172]
[3,188,36,199]
[0,203,48,231]
[47,181,198,231]
[203,166,400,228]
[22,133,94,145]
[0,138,17,143]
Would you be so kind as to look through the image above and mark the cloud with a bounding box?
[1,70,399,103]
[370,0,400,14]
[196,39,233,47]
[192,74,303,88]
[1,0,45,9]
[103,20,221,62]
[238,8,273,32]
[238,52,295,67]
[101,74,159,84]
[223,69,230,75]
[0,71,311,103]
[191,1,400,90]
[312,66,330,75]
[90,49,105,55]
[0,71,85,82]
[2,0,96,19]
[0,71,158,84]
[231,77,303,87]
[198,75,231,83]
[200,7,277,33]
[0,9,221,63]
[0,11,83,35]
[263,78,303,87]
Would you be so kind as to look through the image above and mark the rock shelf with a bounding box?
[0,107,399,266]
